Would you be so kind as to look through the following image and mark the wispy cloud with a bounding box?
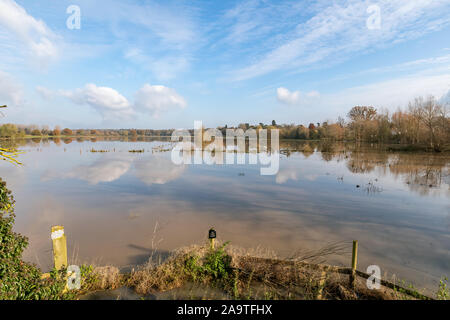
[228,0,450,81]
[124,48,189,81]
[77,0,199,80]
[308,72,450,119]
[253,53,450,101]
[323,53,450,84]
[213,0,306,49]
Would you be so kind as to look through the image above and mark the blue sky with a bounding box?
[0,0,449,129]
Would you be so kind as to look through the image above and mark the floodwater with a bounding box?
[1,138,449,294]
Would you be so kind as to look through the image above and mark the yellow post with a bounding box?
[51,226,68,270]
[350,240,358,287]
[210,238,215,250]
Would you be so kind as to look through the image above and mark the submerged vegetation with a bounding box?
[89,148,109,153]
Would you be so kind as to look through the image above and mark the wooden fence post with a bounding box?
[51,226,68,270]
[349,240,358,287]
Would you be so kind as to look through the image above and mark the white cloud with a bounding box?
[0,0,59,68]
[134,84,186,117]
[55,83,187,119]
[277,87,320,106]
[61,84,134,119]
[277,87,300,105]
[229,0,450,81]
[0,70,23,107]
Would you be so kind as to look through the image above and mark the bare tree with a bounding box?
[416,96,448,151]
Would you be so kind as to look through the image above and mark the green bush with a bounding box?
[184,242,233,283]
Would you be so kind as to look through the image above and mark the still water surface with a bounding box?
[1,138,449,293]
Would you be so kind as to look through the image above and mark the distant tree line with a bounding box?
[0,125,175,139]
[1,95,448,151]
[218,95,449,152]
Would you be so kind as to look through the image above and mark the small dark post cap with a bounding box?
[208,228,216,239]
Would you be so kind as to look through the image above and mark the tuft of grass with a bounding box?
[437,277,449,300]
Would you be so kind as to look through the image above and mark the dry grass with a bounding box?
[92,266,121,290]
[234,256,402,300]
[127,245,210,294]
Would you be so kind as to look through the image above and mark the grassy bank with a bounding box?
[76,242,448,300]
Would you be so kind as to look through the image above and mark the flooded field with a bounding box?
[1,138,448,294]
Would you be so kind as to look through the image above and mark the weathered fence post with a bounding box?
[349,240,358,287]
[51,226,68,270]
